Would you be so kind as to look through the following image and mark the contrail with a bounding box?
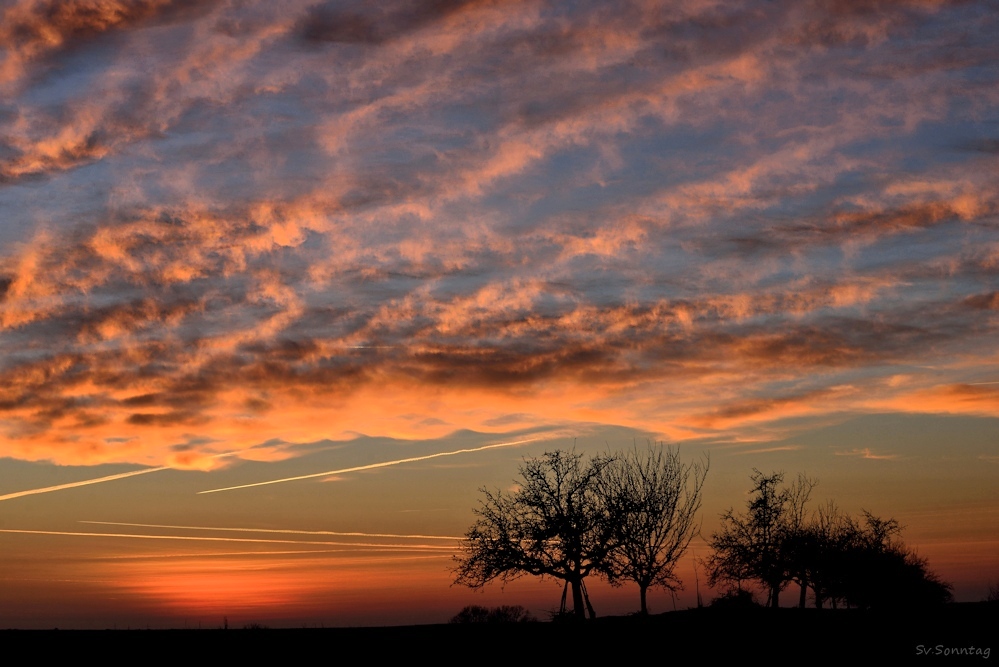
[0,528,455,550]
[81,520,462,541]
[95,549,450,560]
[0,451,242,502]
[198,436,542,495]
[99,552,452,564]
[0,466,170,502]
[99,549,356,559]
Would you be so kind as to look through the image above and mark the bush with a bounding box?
[710,588,760,610]
[449,604,536,624]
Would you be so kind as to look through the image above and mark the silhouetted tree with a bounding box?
[706,469,815,607]
[792,502,858,608]
[598,445,708,614]
[709,471,952,609]
[452,450,616,619]
[828,512,952,609]
[775,508,952,609]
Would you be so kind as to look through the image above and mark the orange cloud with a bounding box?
[0,0,994,472]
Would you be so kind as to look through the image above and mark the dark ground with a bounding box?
[3,603,994,661]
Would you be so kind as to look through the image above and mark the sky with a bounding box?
[0,0,996,628]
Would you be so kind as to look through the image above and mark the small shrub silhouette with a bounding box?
[710,588,760,609]
[449,605,536,623]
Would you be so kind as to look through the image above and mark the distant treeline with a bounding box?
[705,470,952,609]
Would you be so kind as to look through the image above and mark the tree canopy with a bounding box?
[706,470,952,609]
[802,510,952,609]
[453,446,709,617]
[599,445,709,613]
[452,450,615,619]
[706,469,814,608]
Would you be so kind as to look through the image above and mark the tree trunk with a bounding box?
[571,579,585,619]
[582,581,596,619]
[769,586,780,608]
[639,584,649,615]
[798,580,807,608]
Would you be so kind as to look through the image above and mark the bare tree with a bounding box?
[706,469,815,607]
[792,501,857,608]
[599,444,709,614]
[452,450,616,619]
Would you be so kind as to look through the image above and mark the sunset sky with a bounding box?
[0,0,996,628]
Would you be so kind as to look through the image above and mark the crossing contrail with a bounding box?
[198,436,542,495]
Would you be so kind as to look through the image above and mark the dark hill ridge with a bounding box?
[3,603,993,661]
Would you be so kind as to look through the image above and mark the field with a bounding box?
[3,603,993,661]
